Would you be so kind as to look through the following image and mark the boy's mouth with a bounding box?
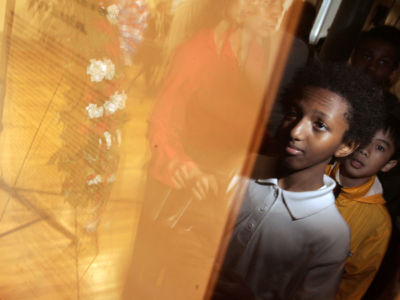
[285,143,304,156]
[350,158,364,169]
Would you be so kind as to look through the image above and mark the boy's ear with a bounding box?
[381,159,398,173]
[334,141,359,158]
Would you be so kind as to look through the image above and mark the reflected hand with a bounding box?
[169,160,195,189]
[191,172,218,201]
[168,160,219,200]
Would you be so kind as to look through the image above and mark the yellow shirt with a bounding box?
[327,163,392,300]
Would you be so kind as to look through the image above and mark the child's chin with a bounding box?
[281,156,303,171]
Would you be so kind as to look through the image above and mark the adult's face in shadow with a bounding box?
[351,38,399,86]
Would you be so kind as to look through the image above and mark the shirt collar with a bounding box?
[331,163,384,204]
[256,175,336,219]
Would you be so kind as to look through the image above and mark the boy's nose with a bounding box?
[290,119,307,141]
[358,147,369,157]
[367,59,378,72]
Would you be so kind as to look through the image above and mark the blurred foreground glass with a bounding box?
[123,0,301,299]
[0,0,300,299]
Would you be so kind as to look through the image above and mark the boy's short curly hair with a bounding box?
[281,61,385,147]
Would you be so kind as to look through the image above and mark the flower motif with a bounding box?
[110,91,127,110]
[104,131,112,149]
[103,100,119,116]
[103,58,115,80]
[106,4,120,24]
[87,174,102,186]
[86,103,104,119]
[86,58,115,82]
[103,91,127,115]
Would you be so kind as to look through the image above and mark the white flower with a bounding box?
[103,100,119,116]
[110,91,127,110]
[86,58,115,82]
[87,59,107,82]
[87,175,102,186]
[103,58,115,80]
[104,131,112,149]
[103,91,127,115]
[86,103,104,119]
[106,4,119,24]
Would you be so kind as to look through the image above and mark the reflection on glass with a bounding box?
[0,0,295,299]
[124,0,293,299]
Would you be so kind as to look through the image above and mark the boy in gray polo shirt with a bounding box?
[213,62,385,300]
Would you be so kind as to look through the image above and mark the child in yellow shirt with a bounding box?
[327,114,400,300]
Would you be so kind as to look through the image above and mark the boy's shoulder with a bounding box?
[359,181,392,231]
[240,176,350,259]
[334,175,391,235]
[247,175,345,221]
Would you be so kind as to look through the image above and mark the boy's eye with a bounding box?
[284,110,299,120]
[313,120,328,131]
[362,54,372,61]
[376,144,385,152]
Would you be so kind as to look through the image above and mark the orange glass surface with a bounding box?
[0,1,299,299]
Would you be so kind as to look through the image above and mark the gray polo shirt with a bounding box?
[223,175,350,300]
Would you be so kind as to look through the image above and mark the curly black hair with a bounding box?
[280,61,386,147]
[355,25,400,66]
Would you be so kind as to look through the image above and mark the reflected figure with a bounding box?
[124,0,290,298]
[148,0,285,197]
